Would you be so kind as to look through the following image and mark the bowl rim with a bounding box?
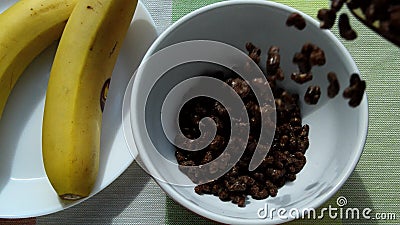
[130,0,369,224]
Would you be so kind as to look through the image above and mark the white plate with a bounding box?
[0,1,157,218]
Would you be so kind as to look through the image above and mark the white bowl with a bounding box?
[127,1,368,224]
[0,1,157,218]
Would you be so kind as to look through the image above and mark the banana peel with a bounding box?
[0,0,78,119]
[42,0,138,200]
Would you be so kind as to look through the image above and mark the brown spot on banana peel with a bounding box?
[33,2,63,15]
[100,78,111,112]
[109,42,118,57]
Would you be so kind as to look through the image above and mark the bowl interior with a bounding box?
[131,1,368,224]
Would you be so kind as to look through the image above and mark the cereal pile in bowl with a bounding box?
[174,39,366,207]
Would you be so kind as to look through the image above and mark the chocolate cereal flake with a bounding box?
[327,72,340,98]
[286,12,306,30]
[304,85,321,105]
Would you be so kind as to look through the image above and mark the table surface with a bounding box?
[1,0,399,224]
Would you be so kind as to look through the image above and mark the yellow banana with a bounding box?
[0,0,78,119]
[42,0,138,200]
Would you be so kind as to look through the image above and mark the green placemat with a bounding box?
[167,1,400,224]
